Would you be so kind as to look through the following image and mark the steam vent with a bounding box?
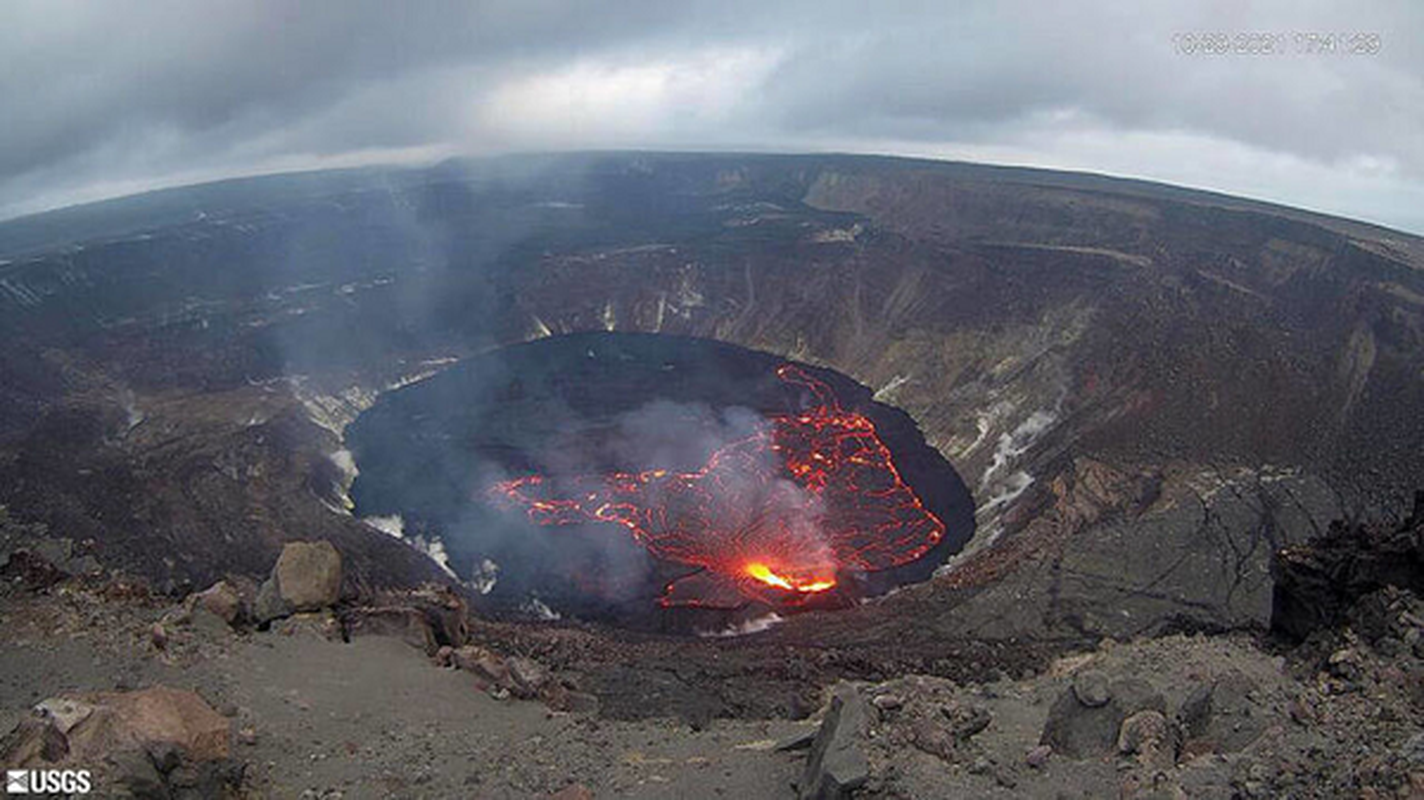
[347,333,975,630]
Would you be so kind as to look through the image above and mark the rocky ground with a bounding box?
[3,507,1423,798]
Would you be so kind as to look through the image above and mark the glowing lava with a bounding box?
[745,562,837,593]
[489,364,946,608]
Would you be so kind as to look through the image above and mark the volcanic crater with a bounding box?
[346,332,975,632]
[1,151,1422,722]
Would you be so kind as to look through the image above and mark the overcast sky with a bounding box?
[3,0,1421,233]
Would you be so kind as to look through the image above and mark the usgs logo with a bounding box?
[6,769,92,795]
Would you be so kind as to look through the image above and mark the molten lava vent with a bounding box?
[488,365,946,609]
[346,332,974,627]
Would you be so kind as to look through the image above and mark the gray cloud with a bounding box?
[2,0,1421,232]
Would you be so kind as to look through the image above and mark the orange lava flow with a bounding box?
[745,562,837,593]
[488,365,946,607]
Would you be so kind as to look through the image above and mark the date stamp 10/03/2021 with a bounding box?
[1171,31,1382,56]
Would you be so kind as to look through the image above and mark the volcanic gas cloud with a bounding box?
[489,365,946,609]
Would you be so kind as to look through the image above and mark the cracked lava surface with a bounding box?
[489,365,947,609]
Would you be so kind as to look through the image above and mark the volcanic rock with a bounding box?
[272,541,342,611]
[942,702,992,741]
[907,716,958,762]
[1178,673,1267,754]
[270,610,342,641]
[0,716,70,764]
[452,645,509,686]
[189,605,237,639]
[1025,744,1052,769]
[2,686,231,791]
[0,525,105,590]
[407,584,470,648]
[870,693,903,712]
[1272,502,1424,641]
[254,577,291,625]
[83,686,231,762]
[107,747,168,798]
[545,687,600,715]
[1072,669,1112,707]
[187,580,243,626]
[149,622,169,651]
[362,583,470,649]
[0,548,65,589]
[342,606,438,655]
[1117,709,1176,767]
[507,657,550,699]
[798,684,871,800]
[1041,675,1165,760]
[775,728,819,752]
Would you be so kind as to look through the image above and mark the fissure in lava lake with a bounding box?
[490,365,946,608]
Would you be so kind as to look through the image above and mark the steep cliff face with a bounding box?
[0,153,1419,639]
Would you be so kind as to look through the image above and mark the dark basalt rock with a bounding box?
[1272,491,1424,641]
[1178,674,1267,755]
[799,684,871,800]
[1041,676,1166,760]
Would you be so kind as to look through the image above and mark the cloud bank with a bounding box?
[2,0,1420,232]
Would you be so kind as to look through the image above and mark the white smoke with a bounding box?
[698,611,785,638]
[979,470,1035,516]
[363,514,404,537]
[328,449,359,481]
[412,535,457,578]
[520,595,561,621]
[979,410,1055,492]
[117,387,145,432]
[469,558,500,595]
[361,513,457,578]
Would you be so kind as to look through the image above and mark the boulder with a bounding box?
[343,606,438,654]
[187,580,243,626]
[71,686,230,763]
[270,610,342,641]
[0,546,67,589]
[406,583,469,648]
[1041,675,1165,760]
[1177,674,1267,754]
[272,541,342,611]
[360,584,470,650]
[1025,744,1052,769]
[1072,670,1112,708]
[798,684,871,800]
[1117,709,1178,767]
[2,686,232,792]
[871,694,903,712]
[0,535,104,589]
[0,716,70,764]
[253,577,291,625]
[943,703,992,742]
[452,646,510,687]
[507,657,551,699]
[106,748,168,798]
